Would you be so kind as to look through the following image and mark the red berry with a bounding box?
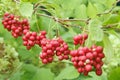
[78,68,82,73]
[96,69,102,76]
[42,59,48,64]
[78,61,84,66]
[96,46,103,53]
[86,52,93,59]
[85,64,92,72]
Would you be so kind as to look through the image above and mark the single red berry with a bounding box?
[85,64,92,72]
[96,69,102,76]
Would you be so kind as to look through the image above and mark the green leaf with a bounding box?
[21,64,38,80]
[108,30,120,40]
[87,72,108,80]
[10,71,24,80]
[106,0,116,8]
[22,0,38,3]
[17,48,32,60]
[55,66,79,80]
[32,68,55,80]
[87,2,97,18]
[103,34,114,62]
[62,27,77,40]
[103,14,120,25]
[85,34,93,47]
[19,2,33,17]
[89,20,104,41]
[71,74,90,80]
[94,3,106,13]
[108,67,120,80]
[74,4,87,18]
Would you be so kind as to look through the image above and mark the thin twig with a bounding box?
[36,13,86,30]
[97,0,119,16]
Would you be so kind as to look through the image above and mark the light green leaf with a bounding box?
[85,34,93,47]
[103,34,114,62]
[74,4,87,18]
[87,2,97,18]
[19,2,33,17]
[94,3,106,13]
[89,20,104,41]
[55,66,79,80]
[10,71,24,80]
[108,30,120,40]
[32,68,55,80]
[106,0,116,8]
[87,72,108,80]
[71,74,90,80]
[103,14,120,25]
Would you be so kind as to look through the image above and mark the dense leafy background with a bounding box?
[0,0,120,80]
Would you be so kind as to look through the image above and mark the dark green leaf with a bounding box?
[108,67,120,80]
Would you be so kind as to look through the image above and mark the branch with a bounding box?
[36,13,88,30]
[97,0,119,16]
[97,7,115,16]
[102,23,120,31]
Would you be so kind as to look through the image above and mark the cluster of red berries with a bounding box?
[2,13,30,38]
[40,38,70,64]
[22,31,46,50]
[70,45,104,76]
[73,33,88,45]
[1,13,105,76]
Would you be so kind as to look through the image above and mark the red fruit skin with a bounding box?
[96,46,103,53]
[64,55,69,60]
[96,69,102,76]
[92,52,98,57]
[98,53,105,59]
[95,57,101,63]
[79,56,86,61]
[73,36,80,42]
[78,68,82,73]
[83,71,88,76]
[78,50,85,56]
[83,33,88,40]
[58,55,63,60]
[95,64,101,70]
[42,59,48,64]
[85,64,92,72]
[78,61,84,66]
[47,57,53,63]
[70,50,78,57]
[41,31,47,35]
[86,52,93,60]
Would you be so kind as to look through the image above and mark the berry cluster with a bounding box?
[1,13,105,76]
[70,45,104,76]
[73,33,88,45]
[22,31,46,50]
[2,13,30,38]
[40,38,70,64]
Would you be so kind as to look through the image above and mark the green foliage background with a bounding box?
[0,0,120,80]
